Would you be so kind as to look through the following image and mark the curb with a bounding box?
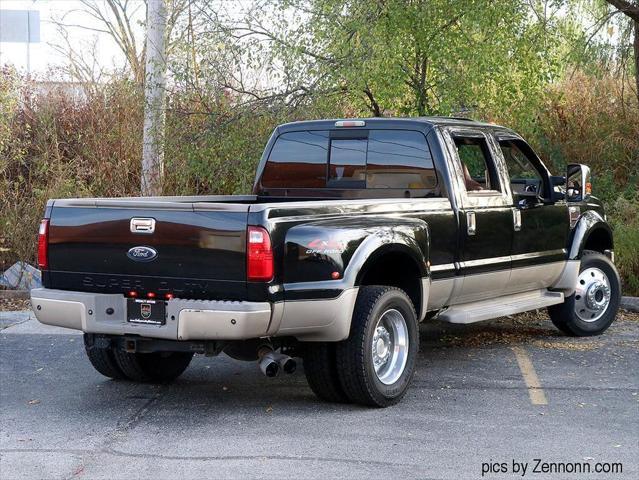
[621,296,639,313]
[0,290,30,300]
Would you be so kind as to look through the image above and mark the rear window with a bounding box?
[260,131,329,188]
[261,129,437,193]
[327,138,367,188]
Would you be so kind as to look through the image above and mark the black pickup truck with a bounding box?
[31,117,621,407]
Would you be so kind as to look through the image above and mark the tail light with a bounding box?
[247,226,273,281]
[37,219,49,270]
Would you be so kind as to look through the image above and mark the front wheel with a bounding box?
[548,250,621,336]
[336,286,419,407]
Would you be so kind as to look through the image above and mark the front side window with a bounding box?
[261,131,329,188]
[453,136,500,192]
[499,139,544,197]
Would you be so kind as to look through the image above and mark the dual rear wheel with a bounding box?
[303,286,419,407]
[84,336,193,383]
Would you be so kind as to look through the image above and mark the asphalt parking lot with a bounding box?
[1,308,637,480]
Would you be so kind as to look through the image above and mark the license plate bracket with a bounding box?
[127,298,166,325]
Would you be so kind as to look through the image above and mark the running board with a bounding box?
[438,290,564,324]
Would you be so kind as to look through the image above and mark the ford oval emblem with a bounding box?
[127,246,158,262]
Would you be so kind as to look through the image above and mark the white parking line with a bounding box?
[511,346,548,405]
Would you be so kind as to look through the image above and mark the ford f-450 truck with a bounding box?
[31,117,621,407]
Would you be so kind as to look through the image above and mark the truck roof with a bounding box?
[277,116,508,134]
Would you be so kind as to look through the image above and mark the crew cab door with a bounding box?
[443,128,513,304]
[495,135,570,293]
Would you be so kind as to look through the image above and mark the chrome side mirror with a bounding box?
[566,164,591,202]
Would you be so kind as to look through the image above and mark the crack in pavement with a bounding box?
[60,387,167,479]
[1,447,431,471]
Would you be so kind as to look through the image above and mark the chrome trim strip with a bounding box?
[458,249,567,270]
[460,255,511,269]
[430,263,456,273]
[252,197,454,215]
[511,249,566,262]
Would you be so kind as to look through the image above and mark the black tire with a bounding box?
[84,334,126,380]
[336,286,419,407]
[548,250,621,336]
[113,349,194,383]
[302,342,350,403]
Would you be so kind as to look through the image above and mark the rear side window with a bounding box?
[261,131,329,188]
[453,136,501,192]
[367,130,436,189]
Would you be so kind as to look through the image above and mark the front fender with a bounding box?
[568,209,613,260]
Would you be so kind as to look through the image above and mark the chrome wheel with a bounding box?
[371,308,409,385]
[575,267,611,322]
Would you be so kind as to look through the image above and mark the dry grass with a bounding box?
[437,309,639,350]
[0,298,30,312]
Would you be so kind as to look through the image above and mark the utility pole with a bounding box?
[141,0,168,196]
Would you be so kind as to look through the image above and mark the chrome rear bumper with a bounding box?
[30,288,272,340]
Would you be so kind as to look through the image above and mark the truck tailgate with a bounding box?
[45,199,250,299]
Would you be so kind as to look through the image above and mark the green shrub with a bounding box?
[607,194,639,295]
[1,68,637,295]
[499,71,638,294]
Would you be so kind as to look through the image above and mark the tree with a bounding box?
[142,0,168,196]
[223,0,579,121]
[52,0,192,84]
[603,0,639,104]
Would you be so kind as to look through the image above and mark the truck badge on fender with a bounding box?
[305,238,346,255]
[127,246,158,262]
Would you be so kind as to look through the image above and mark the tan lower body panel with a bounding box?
[277,288,359,342]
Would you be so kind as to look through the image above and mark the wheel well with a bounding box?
[583,228,613,254]
[357,251,423,317]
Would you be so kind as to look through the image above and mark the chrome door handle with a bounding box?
[466,211,476,236]
[513,209,522,232]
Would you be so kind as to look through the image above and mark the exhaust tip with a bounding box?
[259,354,280,377]
[264,361,279,377]
[280,357,296,374]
